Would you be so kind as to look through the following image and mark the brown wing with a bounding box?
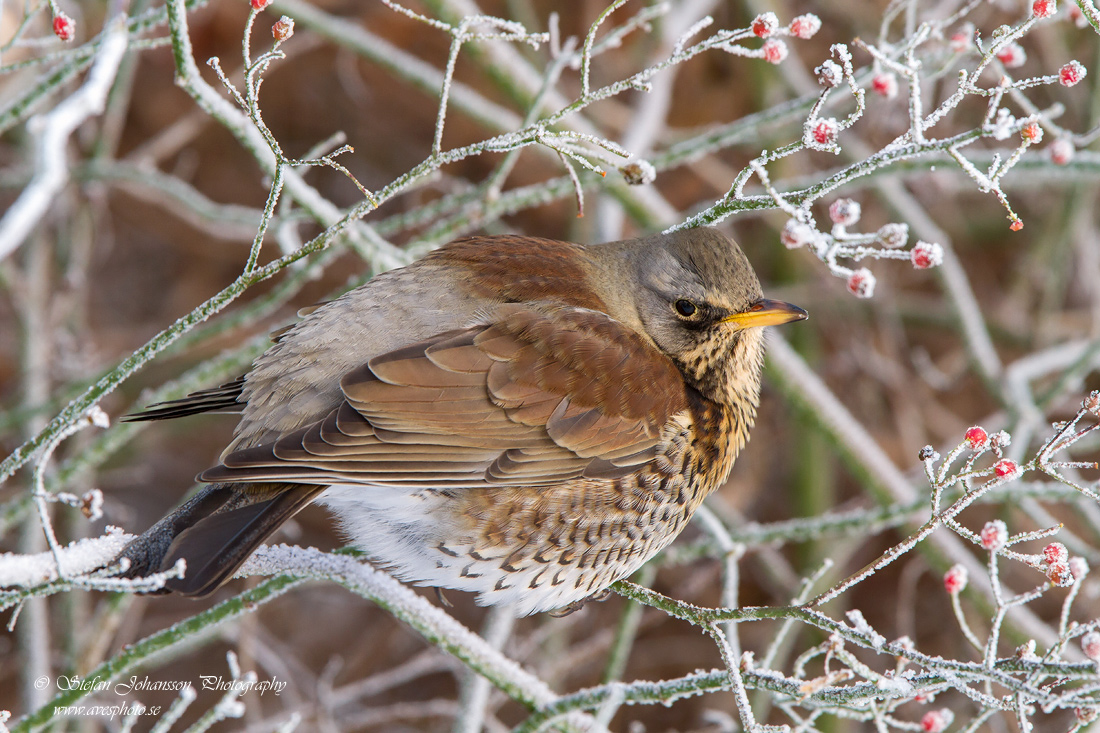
[199,304,687,488]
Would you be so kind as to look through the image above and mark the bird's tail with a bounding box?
[117,482,324,597]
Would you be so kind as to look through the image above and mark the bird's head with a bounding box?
[599,227,807,406]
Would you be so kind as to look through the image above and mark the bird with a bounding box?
[117,227,806,616]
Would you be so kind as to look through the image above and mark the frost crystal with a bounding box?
[990,108,1016,141]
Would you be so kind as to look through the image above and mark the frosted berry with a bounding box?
[980,520,1008,551]
[250,0,272,9]
[1083,631,1100,661]
[965,426,988,451]
[997,42,1026,68]
[1009,220,1024,232]
[1021,121,1043,144]
[876,222,908,248]
[815,60,843,88]
[810,118,840,146]
[1032,0,1057,18]
[829,198,861,226]
[1047,560,1072,586]
[1076,707,1099,724]
[620,160,656,186]
[752,13,779,38]
[762,39,788,65]
[53,12,75,41]
[1060,61,1087,87]
[1085,391,1100,415]
[1070,556,1090,580]
[1044,542,1069,565]
[993,459,1020,480]
[918,445,939,461]
[846,268,876,299]
[781,220,815,249]
[944,564,968,594]
[949,24,974,53]
[910,241,944,269]
[872,72,899,98]
[273,15,294,41]
[789,14,821,39]
[921,709,953,733]
[1049,138,1075,165]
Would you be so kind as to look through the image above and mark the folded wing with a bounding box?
[200,303,687,489]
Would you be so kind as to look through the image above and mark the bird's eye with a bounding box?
[673,299,698,318]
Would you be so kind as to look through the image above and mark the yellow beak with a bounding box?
[722,298,808,329]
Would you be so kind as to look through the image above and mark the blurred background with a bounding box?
[2,0,1099,730]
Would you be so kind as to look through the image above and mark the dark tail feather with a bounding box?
[121,377,246,422]
[118,482,324,597]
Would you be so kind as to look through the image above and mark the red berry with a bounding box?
[781,219,815,249]
[921,709,953,733]
[751,13,779,38]
[251,0,272,9]
[965,427,988,450]
[1021,121,1043,144]
[1060,61,1087,87]
[871,72,899,98]
[789,14,821,39]
[272,15,294,41]
[762,39,788,65]
[810,118,839,146]
[910,241,943,270]
[1047,560,1072,586]
[1010,220,1024,232]
[993,459,1020,479]
[980,520,1008,551]
[1070,557,1090,580]
[997,43,1027,68]
[829,198,861,226]
[943,564,968,594]
[1049,138,1075,165]
[52,12,75,41]
[1032,0,1057,18]
[949,24,974,53]
[1044,542,1069,565]
[846,268,875,299]
[1083,632,1100,661]
[1085,391,1100,414]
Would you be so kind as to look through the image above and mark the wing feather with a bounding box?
[203,303,687,488]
